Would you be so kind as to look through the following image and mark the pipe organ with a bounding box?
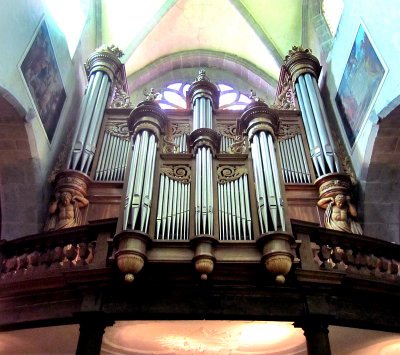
[47,46,361,283]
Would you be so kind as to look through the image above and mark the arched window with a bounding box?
[157,82,252,110]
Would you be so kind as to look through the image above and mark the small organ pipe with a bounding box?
[156,174,165,239]
[311,76,341,172]
[123,134,141,229]
[267,134,285,231]
[130,131,149,229]
[95,131,110,181]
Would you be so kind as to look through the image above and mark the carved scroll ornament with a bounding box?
[160,165,191,184]
[216,123,237,139]
[217,165,247,184]
[105,121,130,140]
[161,136,178,154]
[277,124,302,141]
[229,136,246,154]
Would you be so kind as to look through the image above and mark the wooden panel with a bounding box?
[86,182,123,221]
[285,184,321,224]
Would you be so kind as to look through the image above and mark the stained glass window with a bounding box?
[157,82,252,110]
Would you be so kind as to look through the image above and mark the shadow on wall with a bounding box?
[363,97,400,244]
[0,88,43,240]
[320,63,400,244]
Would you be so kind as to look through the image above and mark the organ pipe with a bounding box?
[68,46,123,174]
[284,46,341,177]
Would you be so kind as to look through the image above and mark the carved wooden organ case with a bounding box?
[53,46,358,282]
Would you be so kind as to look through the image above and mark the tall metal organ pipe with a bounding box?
[187,70,220,236]
[68,46,123,174]
[284,47,341,178]
[187,70,220,280]
[238,98,288,233]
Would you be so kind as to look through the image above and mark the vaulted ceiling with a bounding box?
[100,0,303,88]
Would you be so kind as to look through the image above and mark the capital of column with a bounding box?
[189,128,221,155]
[284,46,321,84]
[187,70,220,109]
[128,100,167,141]
[314,172,352,199]
[85,45,124,82]
[238,100,279,141]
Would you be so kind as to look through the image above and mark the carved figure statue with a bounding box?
[143,88,160,101]
[45,191,89,231]
[317,194,362,235]
[248,89,265,103]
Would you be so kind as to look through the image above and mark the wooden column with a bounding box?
[302,322,331,355]
[76,312,113,355]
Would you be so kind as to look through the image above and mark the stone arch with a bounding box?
[362,96,400,243]
[127,50,278,95]
[0,87,43,239]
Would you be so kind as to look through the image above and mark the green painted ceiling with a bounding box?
[101,0,303,83]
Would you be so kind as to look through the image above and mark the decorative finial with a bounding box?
[195,69,210,82]
[284,46,312,63]
[97,44,124,58]
[248,89,265,103]
[143,88,160,101]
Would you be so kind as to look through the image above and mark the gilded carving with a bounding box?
[283,46,321,84]
[317,194,363,235]
[111,88,133,109]
[195,69,210,82]
[143,88,160,102]
[277,124,302,140]
[229,136,246,154]
[215,123,237,139]
[85,45,124,81]
[248,89,265,103]
[162,135,178,154]
[284,46,313,63]
[271,71,296,110]
[217,165,247,184]
[97,44,124,58]
[105,121,130,140]
[160,165,191,184]
[171,123,191,136]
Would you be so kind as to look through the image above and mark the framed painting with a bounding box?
[335,21,387,147]
[20,19,66,143]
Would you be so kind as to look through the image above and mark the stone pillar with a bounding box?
[76,313,113,355]
[187,70,220,280]
[69,45,124,174]
[302,322,332,355]
[284,46,340,177]
[114,93,166,282]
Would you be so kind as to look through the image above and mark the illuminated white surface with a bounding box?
[45,0,90,57]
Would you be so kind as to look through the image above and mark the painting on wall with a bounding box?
[335,22,386,147]
[20,19,66,143]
